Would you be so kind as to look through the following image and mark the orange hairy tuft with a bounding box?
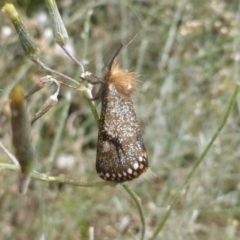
[107,64,136,96]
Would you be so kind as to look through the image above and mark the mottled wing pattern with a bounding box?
[96,85,148,181]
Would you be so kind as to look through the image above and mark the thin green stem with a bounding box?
[159,0,188,70]
[61,45,85,73]
[0,140,19,165]
[150,84,240,240]
[47,94,72,164]
[33,59,79,85]
[39,181,47,239]
[80,84,99,124]
[0,163,118,188]
[122,183,145,240]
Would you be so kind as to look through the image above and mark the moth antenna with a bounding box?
[103,33,138,71]
[103,43,123,71]
[124,33,138,49]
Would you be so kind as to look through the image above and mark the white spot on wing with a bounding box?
[133,162,139,170]
[102,141,111,152]
[108,83,116,92]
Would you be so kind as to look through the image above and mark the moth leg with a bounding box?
[91,84,105,100]
[80,73,105,101]
[85,95,100,101]
[77,82,104,102]
[81,82,105,102]
[80,74,105,85]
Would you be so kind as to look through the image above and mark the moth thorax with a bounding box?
[107,64,136,96]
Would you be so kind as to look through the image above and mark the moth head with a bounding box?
[104,43,136,96]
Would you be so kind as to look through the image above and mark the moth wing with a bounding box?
[96,89,148,181]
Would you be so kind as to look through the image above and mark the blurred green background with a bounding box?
[1,0,240,239]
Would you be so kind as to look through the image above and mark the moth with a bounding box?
[86,43,148,182]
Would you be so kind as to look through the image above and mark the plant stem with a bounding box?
[0,163,118,188]
[122,183,146,240]
[150,84,240,240]
[33,59,79,85]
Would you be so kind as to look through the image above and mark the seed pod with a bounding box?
[2,4,39,60]
[93,43,148,182]
[44,0,69,46]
